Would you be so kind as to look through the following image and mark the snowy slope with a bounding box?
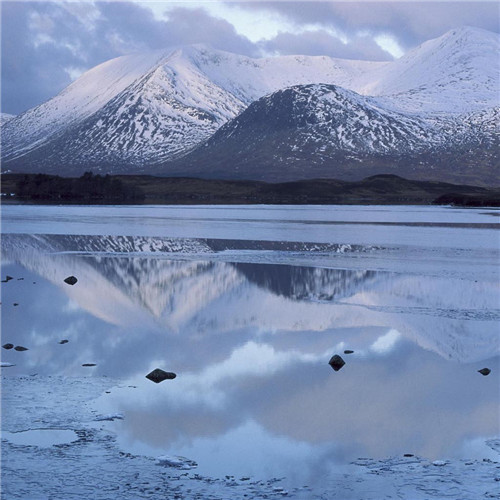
[359,26,500,114]
[1,45,382,174]
[159,83,499,183]
[0,113,16,125]
[1,27,498,178]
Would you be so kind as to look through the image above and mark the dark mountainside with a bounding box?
[155,84,499,186]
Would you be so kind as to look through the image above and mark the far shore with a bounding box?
[1,172,500,207]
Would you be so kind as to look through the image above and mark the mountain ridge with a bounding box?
[1,26,498,183]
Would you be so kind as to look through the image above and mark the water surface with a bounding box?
[1,204,499,487]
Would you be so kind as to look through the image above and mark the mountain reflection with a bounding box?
[2,232,499,474]
[2,233,499,364]
[234,263,377,301]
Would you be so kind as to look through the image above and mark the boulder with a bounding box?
[146,368,177,383]
[14,346,28,351]
[344,350,354,354]
[2,343,14,350]
[64,276,78,285]
[328,354,345,371]
[58,339,69,344]
[478,368,491,376]
[82,363,96,367]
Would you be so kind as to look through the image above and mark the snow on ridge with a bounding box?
[358,26,500,114]
[0,113,16,124]
[1,27,498,172]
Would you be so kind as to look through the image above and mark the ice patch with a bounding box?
[2,429,79,447]
[94,413,124,422]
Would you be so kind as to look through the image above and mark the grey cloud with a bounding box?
[260,29,394,61]
[232,1,500,50]
[1,1,257,115]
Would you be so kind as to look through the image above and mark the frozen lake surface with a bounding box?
[1,204,499,499]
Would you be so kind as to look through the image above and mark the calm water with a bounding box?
[1,204,499,484]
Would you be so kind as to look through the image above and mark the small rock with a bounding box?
[404,454,414,457]
[478,368,491,376]
[344,350,354,354]
[14,346,28,351]
[146,368,177,383]
[64,276,78,285]
[2,343,14,350]
[328,354,345,372]
[1,275,14,283]
[17,278,24,281]
[58,339,69,344]
[82,363,96,367]
[0,362,16,368]
[13,303,19,306]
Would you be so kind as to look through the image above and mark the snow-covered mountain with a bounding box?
[160,83,498,183]
[0,113,16,124]
[0,45,381,175]
[1,27,498,181]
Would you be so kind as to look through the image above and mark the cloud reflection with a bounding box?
[1,232,499,475]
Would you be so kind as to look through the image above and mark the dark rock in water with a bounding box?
[17,278,24,281]
[82,363,96,367]
[2,275,14,282]
[2,343,14,350]
[329,354,345,371]
[478,368,491,376]
[59,339,69,344]
[64,276,78,285]
[14,346,28,351]
[13,303,19,306]
[344,350,354,354]
[404,454,414,457]
[146,368,177,383]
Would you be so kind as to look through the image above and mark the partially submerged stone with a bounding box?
[344,350,354,354]
[2,343,14,350]
[14,346,28,351]
[64,276,78,285]
[478,368,491,376]
[1,275,14,283]
[59,339,69,344]
[329,354,345,372]
[155,455,197,469]
[146,368,177,383]
[82,363,96,367]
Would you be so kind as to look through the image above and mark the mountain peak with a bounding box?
[1,28,498,182]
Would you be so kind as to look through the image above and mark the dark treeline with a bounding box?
[3,172,499,206]
[15,172,144,202]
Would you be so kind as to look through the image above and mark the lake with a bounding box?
[1,204,499,499]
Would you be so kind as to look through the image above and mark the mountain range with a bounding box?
[1,26,498,184]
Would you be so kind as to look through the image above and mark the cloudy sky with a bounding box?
[1,0,499,115]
